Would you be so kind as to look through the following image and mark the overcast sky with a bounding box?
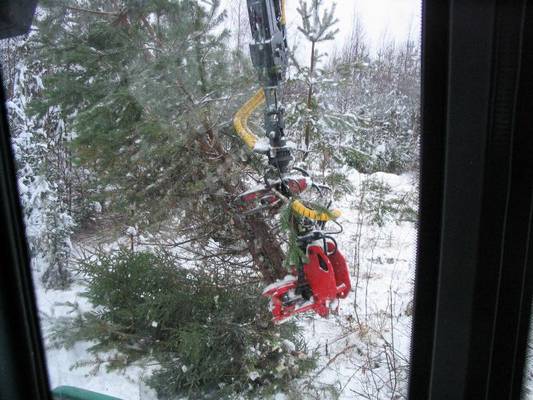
[329,0,421,47]
[285,0,421,60]
[224,0,421,63]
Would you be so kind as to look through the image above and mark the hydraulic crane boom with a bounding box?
[234,0,351,323]
[246,0,292,173]
[233,0,341,221]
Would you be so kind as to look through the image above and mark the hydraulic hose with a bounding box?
[234,90,342,222]
[233,88,265,150]
[281,0,287,25]
[233,0,341,222]
[291,199,341,221]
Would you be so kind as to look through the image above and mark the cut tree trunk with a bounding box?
[239,214,286,283]
[198,127,287,283]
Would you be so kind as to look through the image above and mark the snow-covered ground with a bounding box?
[34,170,419,399]
[525,321,533,399]
[34,281,159,399]
[293,170,417,399]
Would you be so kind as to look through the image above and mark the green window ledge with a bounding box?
[52,386,122,400]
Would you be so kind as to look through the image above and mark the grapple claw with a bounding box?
[235,175,311,216]
[263,242,351,323]
[327,241,351,298]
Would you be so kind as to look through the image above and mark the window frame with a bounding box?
[409,1,533,399]
[1,1,533,400]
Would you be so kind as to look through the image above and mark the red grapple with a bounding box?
[262,241,351,323]
[327,241,351,298]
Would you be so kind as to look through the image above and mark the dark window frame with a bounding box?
[409,1,533,399]
[1,1,533,399]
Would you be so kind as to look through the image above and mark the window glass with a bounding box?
[1,1,421,398]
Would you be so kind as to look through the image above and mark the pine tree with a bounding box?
[321,27,421,173]
[30,0,287,282]
[293,0,339,154]
[282,0,356,195]
[6,40,74,289]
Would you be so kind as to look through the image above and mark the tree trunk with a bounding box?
[236,215,286,283]
[197,126,286,283]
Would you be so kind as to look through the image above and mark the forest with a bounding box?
[1,0,427,399]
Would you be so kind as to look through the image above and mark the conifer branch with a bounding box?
[63,6,121,17]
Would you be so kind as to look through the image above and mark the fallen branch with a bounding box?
[313,343,359,378]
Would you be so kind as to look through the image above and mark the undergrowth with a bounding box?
[49,249,317,399]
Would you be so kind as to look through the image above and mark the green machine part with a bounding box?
[52,386,122,400]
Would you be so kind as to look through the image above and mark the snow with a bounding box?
[126,226,138,236]
[253,137,271,153]
[233,168,413,399]
[92,201,102,214]
[46,342,154,400]
[32,274,158,400]
[248,371,260,381]
[281,339,296,352]
[262,274,297,294]
[30,169,418,399]
[525,326,533,398]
